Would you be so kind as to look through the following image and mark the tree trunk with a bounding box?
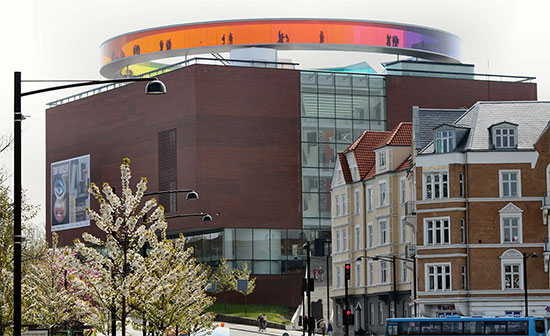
[244,295,247,316]
[122,296,126,336]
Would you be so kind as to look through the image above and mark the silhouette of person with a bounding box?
[221,34,226,45]
[166,39,172,50]
[392,35,399,47]
[137,44,140,55]
[229,32,233,45]
[320,30,324,43]
[133,44,137,55]
[285,34,289,43]
[278,30,284,43]
[386,34,391,46]
[111,51,116,61]
[160,40,164,51]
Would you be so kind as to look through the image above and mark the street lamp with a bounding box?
[523,252,538,317]
[324,239,332,324]
[356,255,417,318]
[14,71,166,336]
[302,240,312,336]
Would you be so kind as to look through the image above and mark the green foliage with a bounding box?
[207,303,292,324]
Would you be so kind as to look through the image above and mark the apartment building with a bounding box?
[414,101,550,319]
[331,122,414,335]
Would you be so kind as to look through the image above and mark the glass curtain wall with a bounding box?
[301,71,386,229]
[183,228,321,274]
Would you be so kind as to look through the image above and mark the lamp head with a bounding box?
[145,78,167,95]
[356,257,362,261]
[186,191,199,200]
[202,214,213,222]
[532,253,539,258]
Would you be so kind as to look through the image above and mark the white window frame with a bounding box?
[423,171,449,200]
[379,218,388,245]
[500,250,523,290]
[342,194,348,215]
[367,222,374,248]
[424,217,450,246]
[401,216,407,243]
[351,165,359,181]
[401,260,408,282]
[336,266,341,288]
[500,213,523,244]
[459,173,464,197]
[367,186,373,212]
[355,261,361,287]
[355,224,361,250]
[335,231,340,252]
[354,189,360,215]
[425,263,452,291]
[494,126,517,149]
[378,302,384,325]
[378,180,388,207]
[435,130,455,153]
[335,195,340,217]
[368,260,374,285]
[499,170,521,198]
[378,151,386,169]
[400,177,406,204]
[342,228,348,251]
[380,260,388,283]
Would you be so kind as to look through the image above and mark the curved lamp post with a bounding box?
[14,72,166,336]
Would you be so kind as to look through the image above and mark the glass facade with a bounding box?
[300,71,386,229]
[180,228,327,274]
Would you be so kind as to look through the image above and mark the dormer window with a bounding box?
[490,122,518,149]
[435,130,455,153]
[494,127,516,148]
[378,151,386,169]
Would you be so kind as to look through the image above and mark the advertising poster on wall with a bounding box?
[51,154,90,231]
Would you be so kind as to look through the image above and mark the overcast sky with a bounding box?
[2,0,549,232]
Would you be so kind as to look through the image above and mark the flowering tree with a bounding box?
[74,158,213,335]
[212,258,235,313]
[233,262,256,316]
[132,235,214,335]
[23,233,102,333]
[0,170,38,336]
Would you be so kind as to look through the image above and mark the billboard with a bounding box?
[51,154,90,231]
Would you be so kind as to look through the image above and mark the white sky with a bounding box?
[1,0,549,232]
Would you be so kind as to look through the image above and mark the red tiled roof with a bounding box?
[375,122,413,149]
[396,155,412,172]
[350,131,390,180]
[338,153,353,184]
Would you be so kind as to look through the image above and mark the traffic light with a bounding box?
[343,308,354,325]
[345,263,351,280]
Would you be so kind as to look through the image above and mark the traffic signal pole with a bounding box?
[344,263,350,336]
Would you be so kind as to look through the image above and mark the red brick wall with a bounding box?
[386,76,537,128]
[46,64,302,245]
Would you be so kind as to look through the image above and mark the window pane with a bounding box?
[507,321,528,335]
[485,322,506,335]
[464,322,484,335]
[253,229,270,260]
[399,322,419,335]
[235,229,253,259]
[421,322,442,335]
[442,322,463,335]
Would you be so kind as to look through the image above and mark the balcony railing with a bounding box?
[405,201,416,216]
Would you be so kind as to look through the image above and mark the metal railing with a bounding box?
[545,237,550,253]
[47,56,536,108]
[47,57,299,107]
[543,191,550,207]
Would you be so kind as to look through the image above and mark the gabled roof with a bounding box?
[339,122,413,182]
[413,107,467,149]
[396,155,412,172]
[452,101,550,151]
[344,131,390,180]
[375,122,413,149]
[337,153,353,184]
